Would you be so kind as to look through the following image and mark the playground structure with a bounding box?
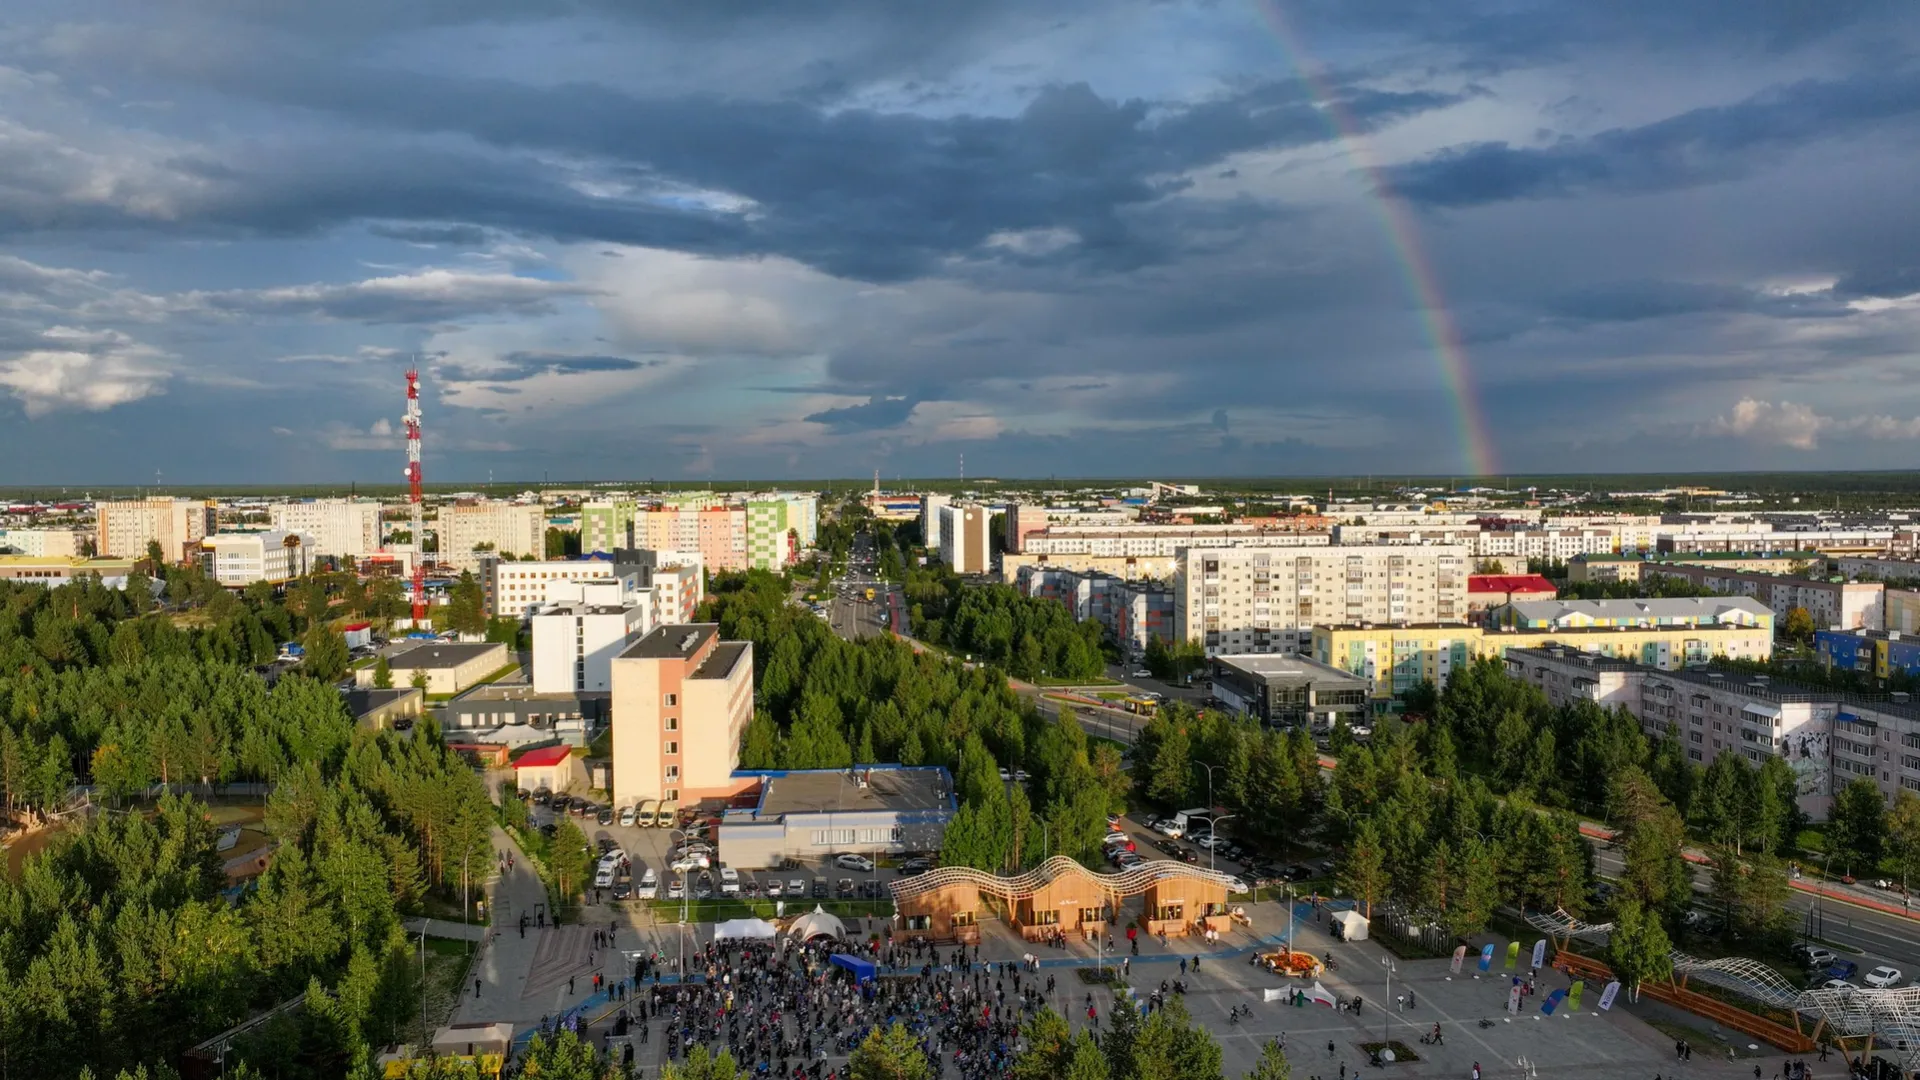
[1528,908,1920,1073]
[1253,949,1325,978]
[888,857,1238,944]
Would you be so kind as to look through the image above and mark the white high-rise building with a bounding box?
[203,531,314,586]
[1175,544,1470,655]
[0,529,87,557]
[937,504,994,575]
[441,502,545,570]
[96,498,215,563]
[530,580,655,693]
[269,499,384,560]
[921,494,952,552]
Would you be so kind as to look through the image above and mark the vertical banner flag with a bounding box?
[1540,988,1568,1016]
[1451,946,1466,974]
[1568,980,1585,1011]
[1505,941,1520,970]
[1531,939,1547,969]
[1598,981,1621,1012]
[1478,944,1495,972]
[1507,984,1522,1014]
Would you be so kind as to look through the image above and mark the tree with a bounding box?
[410,669,429,692]
[663,1046,749,1080]
[372,655,393,689]
[1830,777,1888,876]
[1887,788,1920,890]
[849,1022,935,1080]
[1782,606,1816,645]
[302,625,350,683]
[547,816,593,903]
[1013,1009,1073,1080]
[1243,1038,1292,1080]
[517,1029,599,1080]
[1064,1031,1110,1080]
[1705,847,1794,947]
[447,572,487,637]
[1336,818,1387,919]
[1606,898,1674,1001]
[1609,768,1693,917]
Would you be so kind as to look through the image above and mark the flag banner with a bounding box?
[1264,988,1288,1002]
[1598,981,1621,1011]
[1451,945,1466,974]
[1478,944,1495,972]
[1307,982,1338,1008]
[1505,941,1520,969]
[1507,985,1522,1014]
[1568,980,1584,1011]
[1540,988,1567,1016]
[1531,939,1547,969]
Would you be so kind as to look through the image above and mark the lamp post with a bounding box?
[1381,955,1396,1050]
[669,827,690,976]
[1193,759,1227,826]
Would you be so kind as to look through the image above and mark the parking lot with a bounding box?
[1105,811,1335,899]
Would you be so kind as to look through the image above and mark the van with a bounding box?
[1171,808,1213,833]
[719,867,740,896]
[637,866,658,900]
[653,801,678,828]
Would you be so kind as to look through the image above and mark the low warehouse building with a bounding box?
[717,766,955,869]
[358,641,508,696]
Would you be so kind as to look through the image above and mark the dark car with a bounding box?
[569,798,590,816]
[837,878,856,898]
[538,822,558,838]
[596,808,615,826]
[516,788,533,801]
[860,880,883,899]
[812,878,829,899]
[898,857,934,877]
[612,879,633,901]
[1284,864,1314,881]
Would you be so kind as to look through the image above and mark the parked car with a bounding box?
[637,867,658,899]
[1151,819,1183,839]
[667,877,685,900]
[594,865,615,889]
[1116,852,1145,869]
[898,857,934,877]
[1224,876,1249,893]
[1194,834,1223,849]
[612,878,633,901]
[516,788,533,801]
[1822,979,1859,992]
[670,856,705,873]
[789,878,806,897]
[1826,959,1860,981]
[694,875,714,900]
[1130,669,1152,678]
[834,853,875,873]
[720,867,741,896]
[619,806,638,827]
[766,879,785,898]
[1793,944,1837,969]
[812,879,829,899]
[861,880,883,899]
[1866,966,1904,988]
[596,807,615,826]
[1107,814,1124,830]
[837,878,856,898]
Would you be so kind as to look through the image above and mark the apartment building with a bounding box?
[1024,523,1332,559]
[610,624,754,807]
[1656,529,1894,555]
[1641,564,1883,631]
[1567,551,1821,583]
[922,494,952,552]
[937,504,994,575]
[1315,621,1774,708]
[531,581,654,693]
[96,498,215,562]
[1491,596,1775,634]
[1175,544,1470,656]
[745,500,797,570]
[1015,565,1174,656]
[1817,628,1920,681]
[202,531,314,586]
[268,499,383,560]
[636,506,749,572]
[0,528,87,557]
[440,501,545,570]
[579,500,636,555]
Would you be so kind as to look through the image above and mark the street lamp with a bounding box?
[1380,955,1396,1050]
[668,827,691,976]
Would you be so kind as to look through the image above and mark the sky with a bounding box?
[2,1,1919,484]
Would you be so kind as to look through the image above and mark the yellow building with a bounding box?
[1312,622,1774,707]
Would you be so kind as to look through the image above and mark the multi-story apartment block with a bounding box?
[1641,564,1883,631]
[1491,596,1775,634]
[938,504,994,575]
[745,500,797,570]
[1175,544,1470,656]
[1002,503,1046,553]
[1817,628,1920,681]
[440,501,544,570]
[922,494,953,553]
[1015,566,1174,656]
[1316,621,1774,708]
[610,624,754,807]
[0,528,88,557]
[1656,529,1894,555]
[636,506,750,572]
[531,581,654,693]
[488,559,620,618]
[202,531,314,586]
[579,500,637,555]
[268,499,383,561]
[1567,551,1822,583]
[1473,528,1616,563]
[96,498,215,563]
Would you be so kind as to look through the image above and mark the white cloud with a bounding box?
[572,247,846,355]
[194,270,598,324]
[1709,397,1920,450]
[0,326,170,416]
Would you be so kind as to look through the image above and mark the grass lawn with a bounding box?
[414,937,477,1039]
[476,663,521,686]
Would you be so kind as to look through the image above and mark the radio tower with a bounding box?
[404,366,426,625]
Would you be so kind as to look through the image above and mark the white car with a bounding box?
[1866,966,1904,988]
[670,854,709,872]
[1102,832,1133,849]
[1224,876,1249,893]
[1151,819,1183,839]
[1131,669,1152,678]
[788,877,805,897]
[619,806,637,827]
[1822,979,1859,992]
[594,866,615,888]
[1193,833,1221,848]
[636,867,658,899]
[719,867,741,896]
[601,847,627,865]
[766,879,784,898]
[667,877,685,899]
[834,853,875,872]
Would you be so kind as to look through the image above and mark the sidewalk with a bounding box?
[403,917,487,943]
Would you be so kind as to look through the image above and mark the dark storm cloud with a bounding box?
[1390,70,1920,207]
[367,223,492,246]
[804,396,919,433]
[1542,281,1853,323]
[439,353,654,383]
[192,270,596,323]
[1834,266,1920,300]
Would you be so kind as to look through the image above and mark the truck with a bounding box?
[1172,808,1214,834]
[865,586,876,602]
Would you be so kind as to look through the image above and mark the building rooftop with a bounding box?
[1818,627,1920,644]
[750,766,955,818]
[1214,652,1371,684]
[619,623,719,661]
[1467,574,1558,594]
[389,641,506,669]
[1503,597,1774,624]
[1575,550,1823,563]
[511,745,573,769]
[693,641,748,680]
[342,687,421,717]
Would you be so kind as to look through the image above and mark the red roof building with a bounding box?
[511,745,573,769]
[1467,574,1559,616]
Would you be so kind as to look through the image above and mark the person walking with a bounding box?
[473,977,482,998]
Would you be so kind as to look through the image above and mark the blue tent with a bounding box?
[830,953,876,984]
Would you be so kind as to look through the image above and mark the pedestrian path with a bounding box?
[402,917,487,942]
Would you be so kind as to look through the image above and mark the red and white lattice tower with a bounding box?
[404,366,426,624]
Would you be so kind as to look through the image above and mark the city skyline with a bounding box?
[2,2,1918,482]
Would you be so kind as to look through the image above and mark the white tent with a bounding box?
[714,918,779,941]
[786,906,847,941]
[1330,909,1369,942]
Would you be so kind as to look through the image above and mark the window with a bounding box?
[664,693,678,707]
[665,742,679,756]
[951,911,976,927]
[665,717,679,731]
[811,828,855,847]
[664,765,679,781]
[1079,907,1105,925]
[904,914,932,931]
[1155,903,1184,922]
[1032,909,1060,926]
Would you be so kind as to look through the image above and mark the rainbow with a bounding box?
[1249,0,1498,479]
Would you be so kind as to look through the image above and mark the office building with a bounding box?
[203,531,314,587]
[610,624,754,808]
[1641,564,1883,631]
[0,528,87,557]
[1207,653,1371,728]
[531,581,654,693]
[0,555,140,587]
[488,559,621,618]
[268,499,383,560]
[96,498,215,563]
[1175,544,1469,656]
[921,494,952,552]
[440,502,545,570]
[718,766,956,869]
[937,504,994,575]
[579,500,636,555]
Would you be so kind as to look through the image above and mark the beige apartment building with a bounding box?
[937,504,994,575]
[610,624,754,808]
[1175,544,1470,655]
[439,501,545,570]
[96,498,215,563]
[268,499,384,560]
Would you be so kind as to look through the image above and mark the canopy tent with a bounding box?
[830,953,877,984]
[713,918,778,941]
[786,906,847,942]
[1330,909,1369,942]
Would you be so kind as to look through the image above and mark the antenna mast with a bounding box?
[404,365,426,625]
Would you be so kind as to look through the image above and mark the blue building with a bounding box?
[1817,628,1920,680]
